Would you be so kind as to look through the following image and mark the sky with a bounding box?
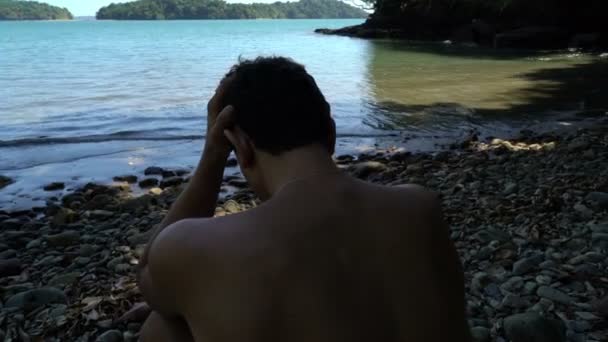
[44,0,281,17]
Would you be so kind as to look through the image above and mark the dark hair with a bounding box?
[221,56,333,155]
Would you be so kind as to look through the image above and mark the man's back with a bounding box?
[175,175,470,342]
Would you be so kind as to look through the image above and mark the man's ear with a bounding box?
[224,127,255,169]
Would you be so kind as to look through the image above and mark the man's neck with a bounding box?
[258,145,340,197]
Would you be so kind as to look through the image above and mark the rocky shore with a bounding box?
[1,127,607,341]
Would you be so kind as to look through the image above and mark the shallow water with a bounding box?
[1,19,606,210]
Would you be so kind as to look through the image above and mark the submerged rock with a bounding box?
[113,175,138,184]
[43,182,65,191]
[138,178,159,189]
[144,166,163,175]
[0,175,14,189]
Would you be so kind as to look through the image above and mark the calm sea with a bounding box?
[1,19,605,209]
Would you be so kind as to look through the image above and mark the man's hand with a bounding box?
[205,77,236,158]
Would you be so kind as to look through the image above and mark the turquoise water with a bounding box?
[1,19,605,209]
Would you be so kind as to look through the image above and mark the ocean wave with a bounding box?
[0,130,399,148]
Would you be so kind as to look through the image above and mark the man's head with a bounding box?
[217,57,336,197]
[221,56,335,154]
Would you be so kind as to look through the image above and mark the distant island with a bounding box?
[97,0,367,20]
[0,0,73,20]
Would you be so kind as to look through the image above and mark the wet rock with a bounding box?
[46,230,80,247]
[6,287,68,311]
[537,286,573,305]
[471,326,491,342]
[586,192,608,211]
[503,312,566,342]
[121,194,154,211]
[138,178,159,189]
[51,207,78,226]
[113,175,138,184]
[0,175,14,189]
[144,166,163,175]
[84,194,116,210]
[49,272,81,287]
[43,182,65,191]
[96,329,123,342]
[160,176,183,189]
[161,170,176,178]
[0,258,21,278]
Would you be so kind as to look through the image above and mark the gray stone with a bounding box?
[537,286,573,305]
[574,311,600,320]
[49,272,81,287]
[471,326,491,342]
[512,255,543,275]
[96,329,123,342]
[127,231,151,246]
[586,192,608,211]
[592,296,608,317]
[474,227,511,243]
[591,222,608,234]
[500,276,524,292]
[74,256,91,266]
[26,239,41,249]
[0,258,22,278]
[84,194,116,210]
[51,207,78,226]
[46,230,80,247]
[504,182,519,195]
[503,312,566,342]
[535,275,552,285]
[6,287,68,311]
[90,210,114,219]
[574,203,593,218]
[501,294,530,308]
[79,244,97,257]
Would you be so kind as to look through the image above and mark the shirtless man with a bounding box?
[136,57,471,341]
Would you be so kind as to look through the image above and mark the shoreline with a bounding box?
[1,126,608,340]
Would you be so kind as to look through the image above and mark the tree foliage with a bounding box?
[0,0,73,20]
[96,0,368,20]
[362,0,607,35]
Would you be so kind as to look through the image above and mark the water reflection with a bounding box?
[361,40,608,134]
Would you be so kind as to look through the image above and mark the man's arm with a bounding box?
[137,80,236,314]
